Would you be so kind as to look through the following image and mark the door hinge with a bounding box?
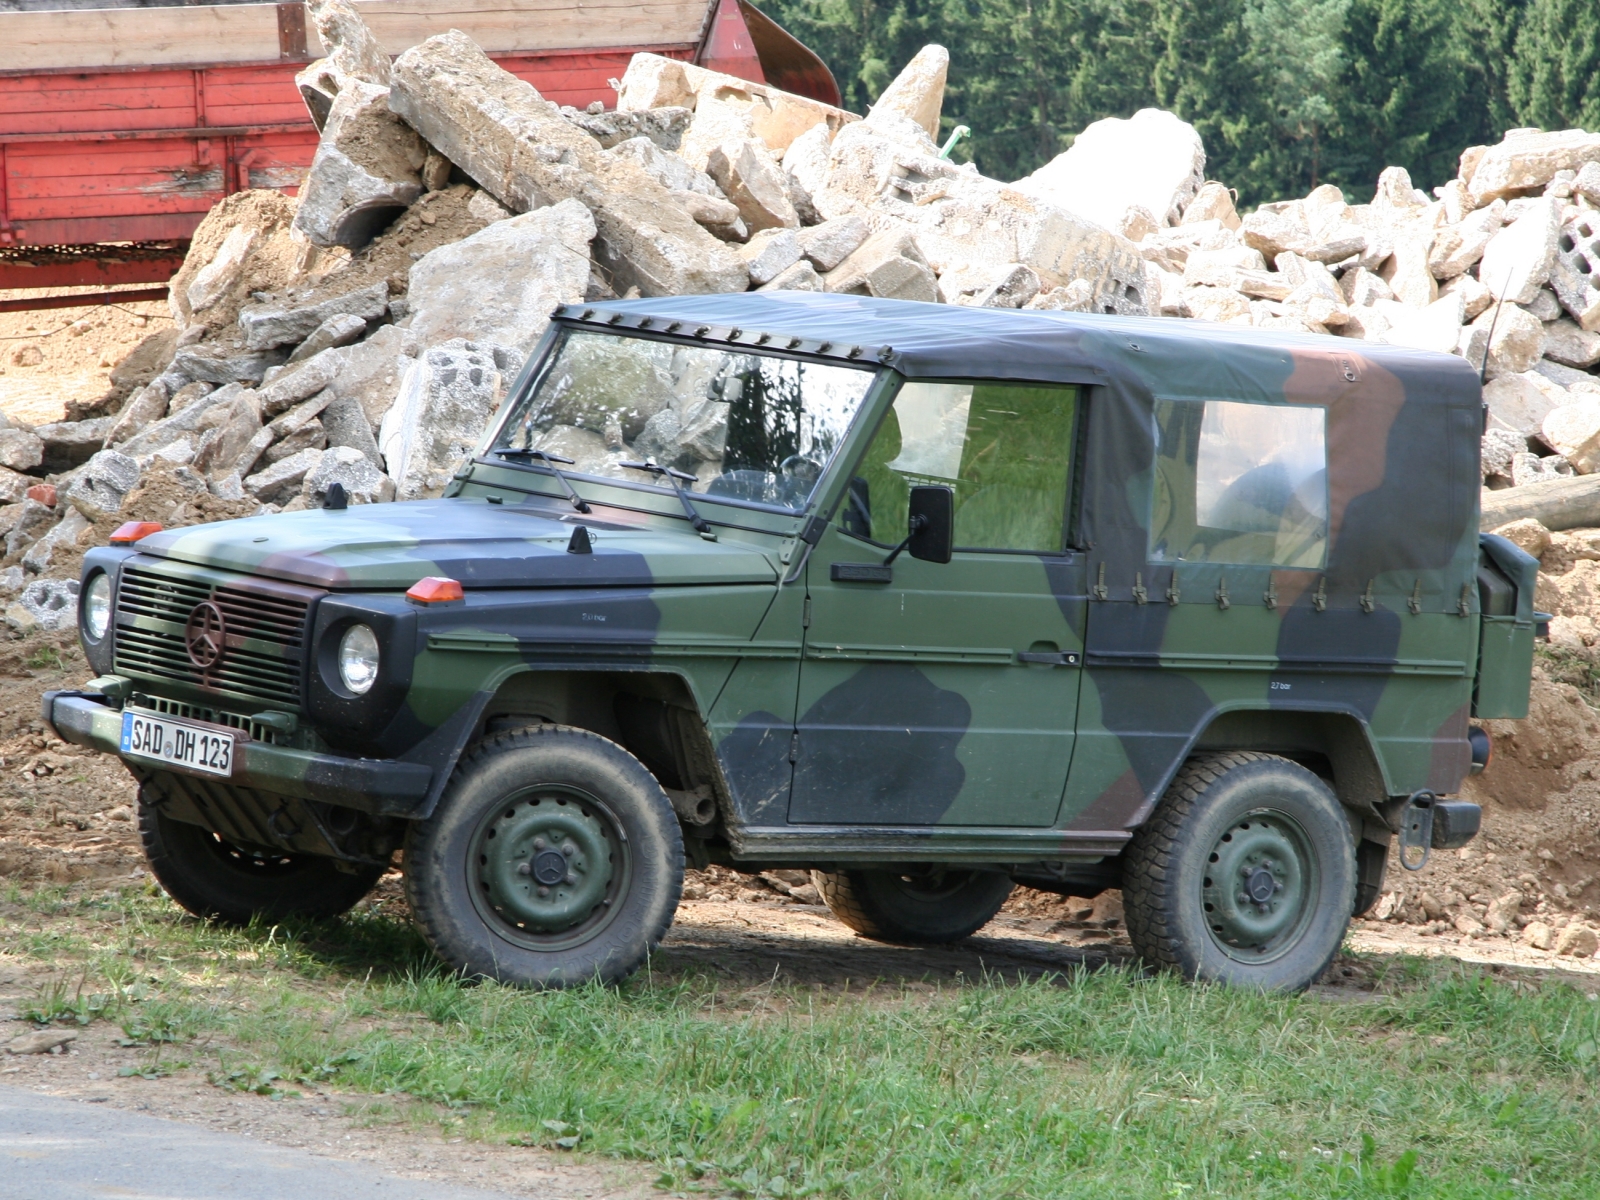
[802,596,812,628]
[788,732,800,763]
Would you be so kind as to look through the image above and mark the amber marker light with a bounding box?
[109,521,163,544]
[406,576,465,604]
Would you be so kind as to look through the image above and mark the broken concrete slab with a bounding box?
[1428,201,1505,279]
[1542,398,1600,473]
[35,417,111,474]
[265,420,329,464]
[258,347,347,417]
[707,139,799,233]
[63,449,140,522]
[1545,319,1600,368]
[1014,108,1205,230]
[407,198,595,352]
[784,121,832,225]
[670,190,747,239]
[1485,370,1561,437]
[1480,195,1562,304]
[1182,182,1240,229]
[798,214,869,272]
[0,429,42,472]
[867,44,947,140]
[758,259,823,292]
[238,282,390,352]
[293,79,426,249]
[245,447,326,504]
[605,135,721,197]
[379,339,503,501]
[0,467,33,505]
[390,32,747,298]
[21,508,88,576]
[171,346,288,386]
[295,0,393,129]
[288,312,368,363]
[321,391,383,468]
[186,225,256,315]
[1469,127,1600,206]
[823,227,938,302]
[304,444,396,506]
[1475,303,1548,379]
[115,383,244,458]
[5,577,78,634]
[563,103,690,151]
[937,262,1041,309]
[167,190,302,331]
[327,323,416,428]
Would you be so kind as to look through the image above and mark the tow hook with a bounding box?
[1398,790,1435,871]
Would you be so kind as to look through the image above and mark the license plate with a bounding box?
[120,708,239,778]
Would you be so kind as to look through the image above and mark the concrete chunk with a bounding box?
[867,45,947,141]
[390,33,747,297]
[245,447,326,504]
[1469,128,1600,205]
[171,346,286,385]
[1013,108,1204,229]
[0,428,43,472]
[1552,211,1600,331]
[937,262,1041,309]
[707,139,799,233]
[293,79,425,248]
[379,339,503,500]
[1475,304,1548,379]
[288,313,368,363]
[798,215,869,273]
[63,449,139,522]
[758,259,823,292]
[327,324,416,428]
[563,104,689,151]
[304,445,395,506]
[1545,319,1600,368]
[238,282,390,352]
[1543,399,1600,473]
[823,228,938,303]
[258,348,347,417]
[1480,196,1562,305]
[739,228,803,286]
[1428,201,1505,279]
[407,199,594,352]
[1485,371,1560,437]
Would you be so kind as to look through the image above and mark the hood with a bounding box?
[138,499,780,590]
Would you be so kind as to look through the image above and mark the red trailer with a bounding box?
[0,0,837,305]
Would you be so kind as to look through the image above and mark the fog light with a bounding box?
[338,624,380,694]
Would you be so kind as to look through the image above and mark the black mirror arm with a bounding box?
[882,514,927,566]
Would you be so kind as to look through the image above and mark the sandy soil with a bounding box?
[0,286,176,427]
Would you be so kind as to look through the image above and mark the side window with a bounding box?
[1149,399,1328,568]
[843,380,1077,553]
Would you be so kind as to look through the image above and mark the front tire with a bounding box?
[404,725,683,987]
[139,794,385,925]
[1122,752,1356,991]
[811,867,1013,944]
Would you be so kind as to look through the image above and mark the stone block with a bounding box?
[245,447,326,504]
[0,428,42,472]
[1027,280,1095,312]
[238,281,390,352]
[1440,272,1493,320]
[1556,923,1599,957]
[937,262,1041,309]
[1485,371,1560,437]
[327,324,416,428]
[562,104,690,151]
[391,33,747,298]
[1475,304,1547,379]
[1379,217,1441,309]
[0,467,32,505]
[258,347,347,417]
[321,392,383,467]
[867,44,947,140]
[407,199,595,352]
[822,228,938,303]
[1428,201,1505,279]
[1542,399,1600,473]
[265,421,328,464]
[171,347,288,386]
[1184,245,1267,287]
[1382,293,1466,355]
[293,79,425,248]
[1479,196,1561,305]
[1545,319,1600,368]
[34,417,112,474]
[5,578,78,634]
[378,339,503,500]
[798,215,869,273]
[757,260,823,292]
[1469,128,1600,205]
[1012,108,1204,229]
[707,139,799,233]
[1521,288,1563,322]
[116,383,244,458]
[1552,211,1600,331]
[303,444,395,506]
[1482,428,1525,481]
[63,449,140,522]
[21,509,87,575]
[107,380,173,448]
[784,122,832,224]
[1181,182,1240,229]
[739,228,803,286]
[186,225,257,315]
[1180,285,1251,323]
[288,313,369,364]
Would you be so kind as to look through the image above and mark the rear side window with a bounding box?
[1150,399,1328,568]
[843,380,1077,553]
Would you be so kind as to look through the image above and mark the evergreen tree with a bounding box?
[1508,0,1600,132]
[1240,0,1350,197]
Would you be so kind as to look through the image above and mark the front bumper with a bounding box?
[43,691,433,818]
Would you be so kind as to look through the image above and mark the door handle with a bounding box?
[1016,651,1081,666]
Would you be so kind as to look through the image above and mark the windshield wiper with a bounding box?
[620,459,716,539]
[493,448,591,513]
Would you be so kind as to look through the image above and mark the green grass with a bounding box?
[6,884,1600,1198]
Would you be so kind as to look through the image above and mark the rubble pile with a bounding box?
[3,0,1600,635]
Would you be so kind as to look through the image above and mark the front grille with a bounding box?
[113,562,321,711]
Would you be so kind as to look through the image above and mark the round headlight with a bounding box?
[83,572,112,642]
[338,624,380,695]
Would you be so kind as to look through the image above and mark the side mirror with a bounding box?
[907,485,954,564]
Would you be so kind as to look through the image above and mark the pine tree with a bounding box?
[1241,0,1350,197]
[1508,0,1600,132]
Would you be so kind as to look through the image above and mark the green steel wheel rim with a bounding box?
[1200,807,1320,965]
[469,786,629,952]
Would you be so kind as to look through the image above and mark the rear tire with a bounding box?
[404,725,683,987]
[1122,752,1356,991]
[811,867,1013,944]
[139,795,384,925]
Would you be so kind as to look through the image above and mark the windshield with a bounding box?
[489,329,878,510]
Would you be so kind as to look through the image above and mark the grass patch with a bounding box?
[6,886,1600,1198]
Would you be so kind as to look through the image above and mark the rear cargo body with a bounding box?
[0,0,830,291]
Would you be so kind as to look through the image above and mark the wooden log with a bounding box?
[1481,475,1600,532]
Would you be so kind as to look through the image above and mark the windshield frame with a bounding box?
[475,323,890,521]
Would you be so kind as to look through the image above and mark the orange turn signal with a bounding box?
[406,576,465,604]
[110,521,163,545]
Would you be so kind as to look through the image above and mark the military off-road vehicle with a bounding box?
[47,292,1538,991]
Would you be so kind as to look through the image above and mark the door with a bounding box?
[789,379,1087,827]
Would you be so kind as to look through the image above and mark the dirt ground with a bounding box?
[0,285,176,427]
